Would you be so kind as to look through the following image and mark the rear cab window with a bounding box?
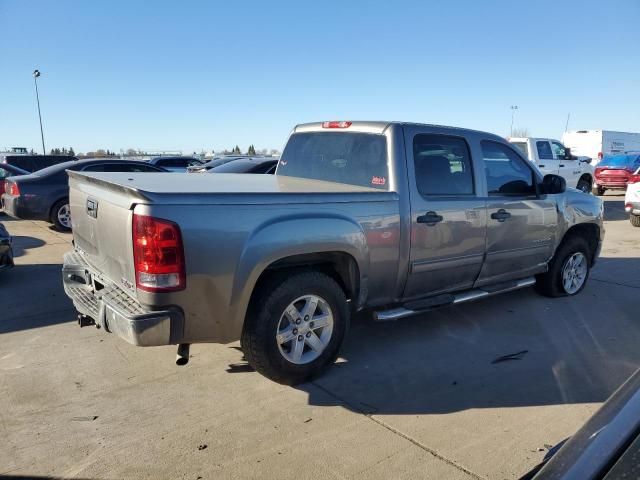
[536,141,554,160]
[413,134,474,196]
[277,132,389,189]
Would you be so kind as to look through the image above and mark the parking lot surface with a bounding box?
[1,195,639,480]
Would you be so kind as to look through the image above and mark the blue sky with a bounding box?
[1,0,638,154]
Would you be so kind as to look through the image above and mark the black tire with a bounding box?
[51,198,71,231]
[631,215,640,227]
[576,178,592,194]
[535,236,591,298]
[241,271,349,385]
[595,186,605,196]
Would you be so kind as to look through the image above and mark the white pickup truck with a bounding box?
[509,137,594,193]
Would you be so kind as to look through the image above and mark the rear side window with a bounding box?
[511,142,529,158]
[482,141,536,196]
[413,134,474,195]
[536,141,553,160]
[278,132,388,189]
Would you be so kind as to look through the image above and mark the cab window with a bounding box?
[536,141,553,160]
[413,134,474,196]
[551,142,567,160]
[482,141,536,196]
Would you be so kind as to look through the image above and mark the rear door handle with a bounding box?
[417,211,443,225]
[559,164,565,167]
[490,209,511,222]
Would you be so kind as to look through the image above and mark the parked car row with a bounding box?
[1,155,278,231]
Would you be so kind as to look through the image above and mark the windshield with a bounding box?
[277,132,389,189]
[601,154,640,168]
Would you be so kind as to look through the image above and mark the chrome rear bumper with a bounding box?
[62,250,183,346]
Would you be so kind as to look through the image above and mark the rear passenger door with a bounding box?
[476,140,557,286]
[534,140,559,176]
[402,128,487,300]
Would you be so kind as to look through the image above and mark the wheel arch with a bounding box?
[228,214,370,340]
[560,223,600,266]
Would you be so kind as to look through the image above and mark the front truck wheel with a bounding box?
[535,236,591,298]
[241,271,349,385]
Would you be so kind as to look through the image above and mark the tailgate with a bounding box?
[69,172,146,296]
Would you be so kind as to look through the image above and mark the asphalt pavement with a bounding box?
[1,194,639,480]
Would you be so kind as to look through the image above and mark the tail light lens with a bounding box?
[628,174,640,184]
[7,181,20,196]
[132,214,185,292]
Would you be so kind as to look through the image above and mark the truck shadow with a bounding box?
[603,199,627,221]
[288,256,640,414]
[0,264,75,334]
[10,235,46,258]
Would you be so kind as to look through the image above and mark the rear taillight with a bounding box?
[595,167,603,176]
[322,121,352,129]
[7,181,19,196]
[132,213,185,292]
[628,175,640,184]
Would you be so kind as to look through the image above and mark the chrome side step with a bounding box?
[373,277,536,321]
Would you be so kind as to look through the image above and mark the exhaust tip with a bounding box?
[176,343,190,366]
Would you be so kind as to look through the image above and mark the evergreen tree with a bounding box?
[68,147,75,156]
[248,144,256,155]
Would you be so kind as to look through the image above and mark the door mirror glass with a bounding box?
[541,174,566,194]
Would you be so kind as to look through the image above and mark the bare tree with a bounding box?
[511,127,530,138]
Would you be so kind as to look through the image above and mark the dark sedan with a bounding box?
[0,164,29,195]
[206,157,277,174]
[147,156,203,172]
[1,159,166,231]
[0,222,13,271]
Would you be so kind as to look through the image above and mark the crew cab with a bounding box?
[509,137,594,193]
[62,122,604,384]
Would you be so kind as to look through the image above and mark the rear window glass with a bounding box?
[510,142,528,158]
[278,132,388,189]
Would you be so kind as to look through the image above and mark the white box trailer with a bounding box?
[562,130,640,164]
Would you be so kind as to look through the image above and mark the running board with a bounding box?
[373,277,536,322]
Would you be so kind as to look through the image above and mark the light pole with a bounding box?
[33,69,46,155]
[510,105,518,137]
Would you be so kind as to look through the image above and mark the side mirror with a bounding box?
[563,147,573,160]
[542,174,566,195]
[579,156,592,164]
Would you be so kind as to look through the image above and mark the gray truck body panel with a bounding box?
[63,122,604,346]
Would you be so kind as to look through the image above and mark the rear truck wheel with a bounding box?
[631,215,640,227]
[51,199,71,231]
[241,271,349,385]
[576,178,592,193]
[535,236,591,298]
[595,186,605,196]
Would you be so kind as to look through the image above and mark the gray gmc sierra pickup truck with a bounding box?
[62,121,604,384]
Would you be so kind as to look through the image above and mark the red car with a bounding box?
[594,153,640,195]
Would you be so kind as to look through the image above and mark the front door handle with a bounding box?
[491,209,511,222]
[417,211,443,226]
[559,164,565,167]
